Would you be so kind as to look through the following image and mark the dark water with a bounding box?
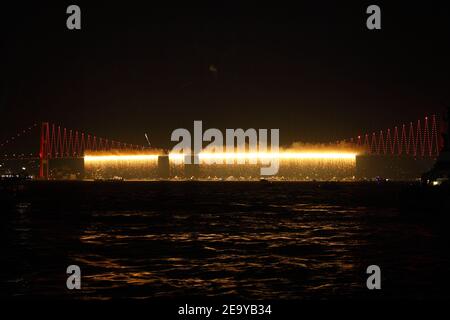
[1,181,450,300]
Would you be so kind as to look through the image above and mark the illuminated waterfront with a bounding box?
[84,151,358,180]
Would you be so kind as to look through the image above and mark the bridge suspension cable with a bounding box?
[39,122,146,179]
[344,115,440,158]
[0,123,38,150]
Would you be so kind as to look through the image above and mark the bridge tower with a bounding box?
[39,122,49,179]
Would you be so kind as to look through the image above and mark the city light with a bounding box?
[84,154,159,162]
[168,152,357,161]
[84,152,357,163]
[83,151,357,180]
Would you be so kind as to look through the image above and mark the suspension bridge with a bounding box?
[0,114,443,180]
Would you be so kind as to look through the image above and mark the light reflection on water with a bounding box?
[2,181,450,300]
[74,200,372,299]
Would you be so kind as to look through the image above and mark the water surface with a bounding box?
[1,181,449,300]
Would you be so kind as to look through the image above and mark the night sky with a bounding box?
[1,1,449,149]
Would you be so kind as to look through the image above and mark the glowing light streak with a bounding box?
[84,152,356,163]
[84,154,159,162]
[168,152,357,161]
